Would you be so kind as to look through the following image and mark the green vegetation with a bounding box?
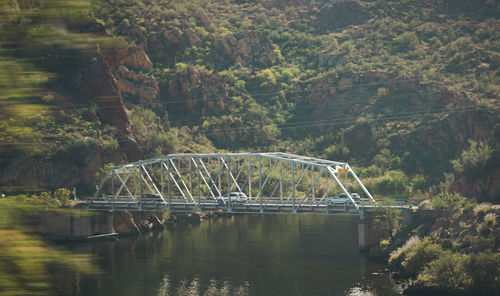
[0,197,96,295]
[0,1,498,293]
[1,0,498,199]
[452,140,497,178]
[383,192,500,295]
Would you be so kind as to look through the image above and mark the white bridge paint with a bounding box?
[89,152,377,216]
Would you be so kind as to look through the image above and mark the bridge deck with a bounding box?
[86,198,411,215]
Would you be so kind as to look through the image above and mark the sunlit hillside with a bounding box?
[0,0,498,201]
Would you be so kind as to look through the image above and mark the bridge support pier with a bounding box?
[358,213,383,251]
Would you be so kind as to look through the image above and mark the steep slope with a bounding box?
[95,0,499,183]
[0,0,498,198]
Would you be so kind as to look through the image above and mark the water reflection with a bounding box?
[60,215,402,296]
[157,276,250,296]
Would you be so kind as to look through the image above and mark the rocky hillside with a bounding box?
[386,200,500,295]
[0,0,498,200]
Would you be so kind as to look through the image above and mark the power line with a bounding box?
[0,104,494,148]
[0,78,421,113]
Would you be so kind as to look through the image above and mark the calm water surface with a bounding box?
[56,215,403,296]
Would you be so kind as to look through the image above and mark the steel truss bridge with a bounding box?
[88,153,379,216]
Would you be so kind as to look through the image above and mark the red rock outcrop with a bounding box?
[113,211,141,234]
[115,65,159,104]
[77,49,143,162]
[211,31,279,69]
[314,1,369,31]
[165,66,235,114]
[451,169,500,202]
[102,46,159,104]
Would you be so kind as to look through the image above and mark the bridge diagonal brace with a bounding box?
[319,174,335,201]
[141,164,167,204]
[327,166,359,211]
[169,159,196,203]
[199,158,221,196]
[138,167,155,195]
[115,172,137,201]
[162,161,187,201]
[230,158,247,192]
[190,158,216,198]
[237,158,252,192]
[297,167,325,208]
[257,159,279,199]
[287,164,308,200]
[266,164,290,206]
[113,172,132,199]
[219,157,242,193]
[347,164,376,203]
[92,169,112,200]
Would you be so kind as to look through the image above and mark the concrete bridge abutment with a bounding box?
[358,207,415,251]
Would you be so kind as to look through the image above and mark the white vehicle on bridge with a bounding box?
[326,193,360,206]
[217,192,248,205]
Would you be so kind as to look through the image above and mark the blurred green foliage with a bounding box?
[0,197,97,295]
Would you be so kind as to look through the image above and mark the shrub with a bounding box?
[392,32,418,51]
[175,62,189,75]
[418,252,471,291]
[377,87,389,97]
[379,239,390,249]
[467,250,500,295]
[483,212,496,227]
[402,239,446,277]
[451,140,493,177]
[426,191,466,210]
[389,235,421,268]
[372,202,402,239]
[473,203,492,218]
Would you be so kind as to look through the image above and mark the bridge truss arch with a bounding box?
[88,153,376,215]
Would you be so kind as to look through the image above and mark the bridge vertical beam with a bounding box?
[160,162,163,202]
[227,156,231,210]
[259,155,262,213]
[197,157,201,210]
[280,160,283,200]
[248,156,252,199]
[111,169,115,211]
[191,158,216,198]
[292,161,296,213]
[189,157,192,195]
[138,164,142,211]
[298,167,325,208]
[167,158,171,210]
[218,158,221,197]
[199,158,220,196]
[311,165,315,200]
[325,172,328,198]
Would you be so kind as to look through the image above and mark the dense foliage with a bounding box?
[0,0,498,200]
[386,201,500,295]
[93,0,499,198]
[0,195,96,295]
[0,2,498,294]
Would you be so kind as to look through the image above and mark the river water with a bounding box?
[56,215,403,296]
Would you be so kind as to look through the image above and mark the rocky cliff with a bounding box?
[0,19,161,193]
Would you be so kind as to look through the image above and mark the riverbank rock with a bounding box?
[132,211,165,232]
[113,211,141,234]
[166,212,201,224]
